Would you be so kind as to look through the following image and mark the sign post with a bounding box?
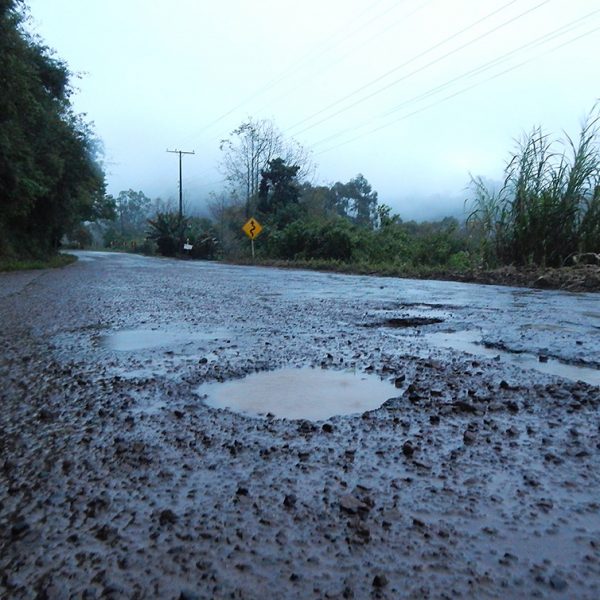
[242,217,263,259]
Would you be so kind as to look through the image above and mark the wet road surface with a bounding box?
[1,251,599,599]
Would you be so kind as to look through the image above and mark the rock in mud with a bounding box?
[158,509,178,526]
[339,494,370,517]
[372,573,389,588]
[549,574,568,591]
[463,430,476,445]
[283,494,297,509]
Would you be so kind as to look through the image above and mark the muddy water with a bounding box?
[100,327,229,352]
[199,368,398,420]
[422,329,600,385]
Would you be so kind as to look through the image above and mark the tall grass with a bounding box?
[468,105,600,267]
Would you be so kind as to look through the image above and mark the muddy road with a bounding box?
[1,251,599,599]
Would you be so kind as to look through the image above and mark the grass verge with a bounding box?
[0,253,77,273]
[227,257,468,279]
[226,258,600,292]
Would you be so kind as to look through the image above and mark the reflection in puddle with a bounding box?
[198,368,397,420]
[100,328,228,352]
[424,330,600,386]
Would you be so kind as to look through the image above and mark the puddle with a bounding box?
[423,330,600,386]
[99,328,228,352]
[197,368,398,420]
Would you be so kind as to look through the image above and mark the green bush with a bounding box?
[306,220,354,261]
[270,219,355,261]
[448,250,471,270]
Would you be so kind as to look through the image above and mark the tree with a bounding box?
[0,0,106,258]
[90,193,117,222]
[258,158,301,228]
[258,159,300,210]
[219,117,313,216]
[115,189,151,236]
[330,174,378,228]
[102,189,151,248]
[298,183,338,219]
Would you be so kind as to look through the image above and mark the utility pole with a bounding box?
[167,148,195,250]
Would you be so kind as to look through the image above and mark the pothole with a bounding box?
[98,328,229,352]
[366,317,444,328]
[424,330,600,386]
[197,368,398,421]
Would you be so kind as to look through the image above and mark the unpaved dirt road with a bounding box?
[1,251,599,599]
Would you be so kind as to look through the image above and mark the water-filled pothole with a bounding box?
[99,328,228,352]
[197,368,398,420]
[424,330,600,386]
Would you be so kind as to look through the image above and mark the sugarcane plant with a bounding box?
[467,104,600,267]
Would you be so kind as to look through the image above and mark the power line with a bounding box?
[316,24,600,155]
[285,0,522,134]
[179,0,542,169]
[252,0,437,118]
[311,8,600,149]
[177,0,406,145]
[287,0,549,137]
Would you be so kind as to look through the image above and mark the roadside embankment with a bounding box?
[227,258,600,292]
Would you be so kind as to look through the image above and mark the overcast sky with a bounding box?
[27,0,599,220]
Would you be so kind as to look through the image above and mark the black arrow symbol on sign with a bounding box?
[250,220,256,237]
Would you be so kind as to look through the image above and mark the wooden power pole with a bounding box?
[166,148,195,249]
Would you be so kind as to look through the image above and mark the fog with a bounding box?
[28,0,599,220]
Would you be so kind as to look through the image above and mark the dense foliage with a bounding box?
[145,212,218,259]
[0,0,108,259]
[103,190,152,248]
[468,107,600,267]
[207,156,473,270]
[121,109,598,271]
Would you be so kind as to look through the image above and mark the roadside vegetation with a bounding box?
[115,111,597,282]
[71,110,598,285]
[0,0,111,265]
[0,253,76,272]
[2,2,597,282]
[468,105,600,268]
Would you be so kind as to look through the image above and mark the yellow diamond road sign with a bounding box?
[242,218,263,239]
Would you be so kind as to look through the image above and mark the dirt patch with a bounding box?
[231,258,600,293]
[445,264,600,292]
[366,317,445,328]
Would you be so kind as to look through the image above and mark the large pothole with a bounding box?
[197,368,398,421]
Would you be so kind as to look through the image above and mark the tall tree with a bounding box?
[115,189,151,236]
[219,117,313,217]
[258,158,301,228]
[0,0,106,257]
[258,159,300,209]
[330,174,378,228]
